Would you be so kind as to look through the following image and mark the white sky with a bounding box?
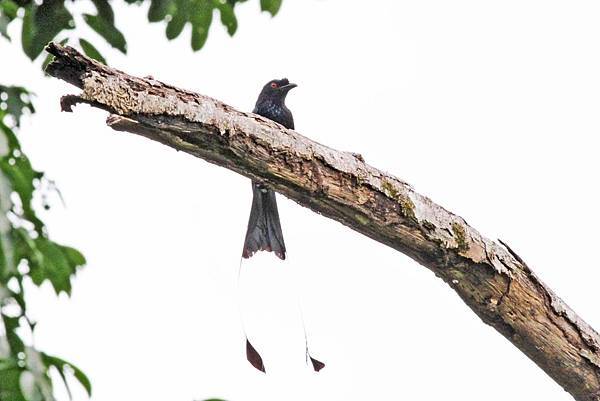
[3,0,600,400]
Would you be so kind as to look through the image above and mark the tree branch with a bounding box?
[44,42,600,401]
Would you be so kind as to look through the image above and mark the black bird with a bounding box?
[242,78,297,260]
[241,78,325,374]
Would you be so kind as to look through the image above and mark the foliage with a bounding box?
[0,85,89,400]
[1,0,284,63]
[0,0,284,399]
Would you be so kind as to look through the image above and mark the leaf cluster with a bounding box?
[1,0,283,64]
[0,86,91,401]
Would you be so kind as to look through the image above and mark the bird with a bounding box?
[240,78,325,373]
[241,78,297,261]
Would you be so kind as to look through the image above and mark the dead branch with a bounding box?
[45,42,600,401]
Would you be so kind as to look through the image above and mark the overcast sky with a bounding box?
[3,0,600,400]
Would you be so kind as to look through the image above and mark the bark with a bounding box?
[44,42,600,401]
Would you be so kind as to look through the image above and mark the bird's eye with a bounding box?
[270,82,278,88]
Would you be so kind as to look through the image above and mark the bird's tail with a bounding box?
[242,182,286,260]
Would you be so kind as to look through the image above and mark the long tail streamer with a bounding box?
[298,296,326,372]
[236,258,266,373]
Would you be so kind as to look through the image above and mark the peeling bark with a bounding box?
[44,42,600,401]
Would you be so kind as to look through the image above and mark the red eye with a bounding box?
[270,82,278,88]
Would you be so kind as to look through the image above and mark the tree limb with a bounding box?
[44,42,600,401]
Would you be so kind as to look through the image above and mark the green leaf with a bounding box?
[42,354,91,397]
[24,239,85,295]
[0,120,20,152]
[0,0,18,20]
[0,169,14,278]
[20,7,34,57]
[159,0,257,49]
[0,365,27,401]
[79,38,106,65]
[83,13,127,53]
[214,1,236,36]
[91,0,114,24]
[1,314,24,358]
[13,228,43,269]
[60,246,86,268]
[0,0,18,40]
[0,357,19,372]
[0,86,35,127]
[0,153,44,233]
[69,365,91,398]
[148,0,170,22]
[21,1,75,60]
[0,12,9,40]
[0,154,36,206]
[31,238,73,295]
[166,1,187,40]
[260,0,282,16]
[191,0,213,50]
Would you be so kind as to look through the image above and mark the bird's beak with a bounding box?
[280,83,297,91]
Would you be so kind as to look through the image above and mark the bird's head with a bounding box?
[257,78,297,104]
